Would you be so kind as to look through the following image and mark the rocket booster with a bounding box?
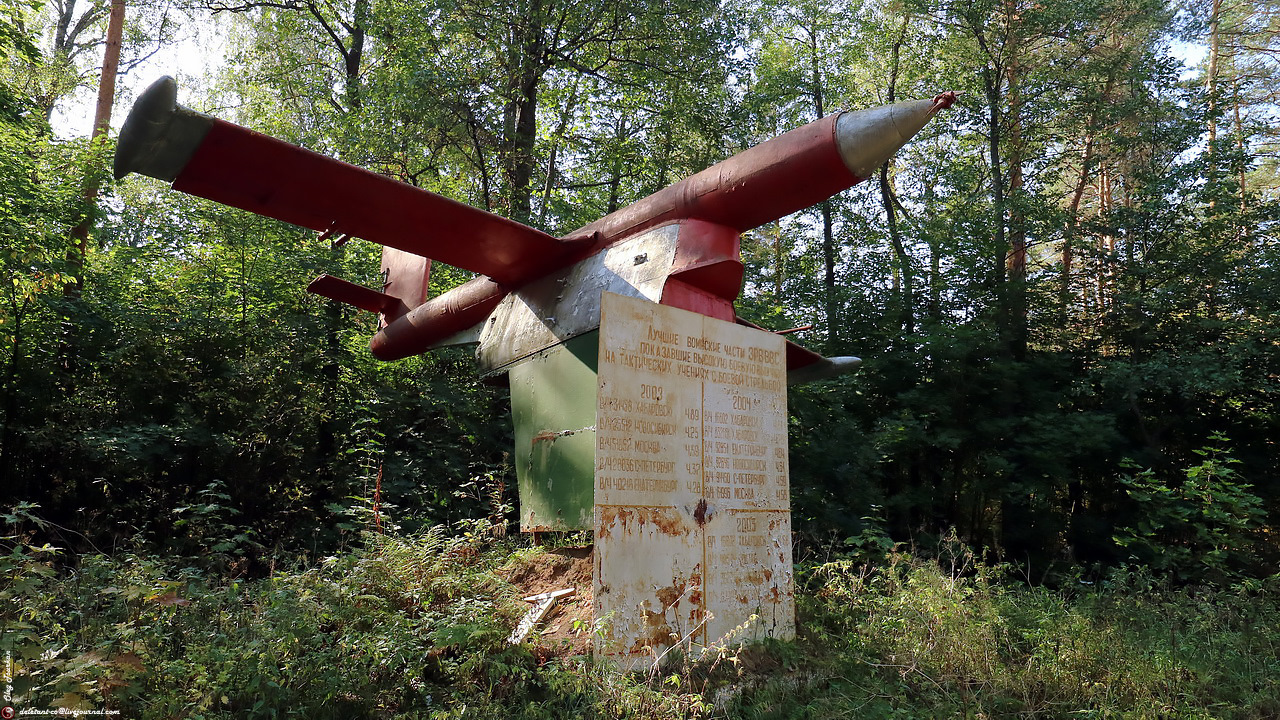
[368,95,954,361]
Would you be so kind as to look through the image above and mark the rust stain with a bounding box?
[693,498,709,527]
[532,424,595,447]
[650,507,687,536]
[656,585,683,609]
[631,607,676,654]
[597,505,631,533]
[599,505,689,537]
[532,429,561,445]
[523,524,561,532]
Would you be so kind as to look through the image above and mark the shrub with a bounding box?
[1113,435,1267,582]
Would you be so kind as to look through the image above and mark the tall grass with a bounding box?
[3,523,1278,718]
[732,545,1280,719]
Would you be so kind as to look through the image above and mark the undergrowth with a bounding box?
[2,511,1279,718]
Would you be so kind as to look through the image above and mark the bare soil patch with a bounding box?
[502,545,595,655]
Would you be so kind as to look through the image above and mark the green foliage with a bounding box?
[1,0,1279,613]
[0,0,38,64]
[728,546,1280,719]
[1114,436,1266,581]
[2,519,521,716]
[5,520,1279,718]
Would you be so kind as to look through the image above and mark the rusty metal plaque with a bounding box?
[593,292,794,668]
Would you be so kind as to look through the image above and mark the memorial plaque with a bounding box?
[594,292,794,668]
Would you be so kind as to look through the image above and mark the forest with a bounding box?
[2,0,1280,715]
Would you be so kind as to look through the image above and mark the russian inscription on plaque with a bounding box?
[594,292,794,667]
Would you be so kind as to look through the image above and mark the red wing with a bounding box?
[173,119,579,286]
[734,317,862,384]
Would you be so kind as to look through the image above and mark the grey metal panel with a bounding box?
[476,225,679,373]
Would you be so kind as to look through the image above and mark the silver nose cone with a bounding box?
[114,76,214,181]
[834,92,957,180]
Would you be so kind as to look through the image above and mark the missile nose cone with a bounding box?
[834,93,957,180]
[114,76,215,181]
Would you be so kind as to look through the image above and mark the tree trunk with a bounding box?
[808,27,839,350]
[66,0,125,299]
[509,73,539,224]
[880,16,912,334]
[1062,79,1107,319]
[880,165,912,334]
[605,116,627,215]
[504,5,545,226]
[0,298,28,492]
[1205,0,1221,162]
[819,200,838,349]
[773,222,784,299]
[1004,21,1027,360]
[61,0,124,384]
[980,66,1007,292]
[537,84,579,227]
[343,0,366,110]
[1231,74,1248,223]
[465,106,494,211]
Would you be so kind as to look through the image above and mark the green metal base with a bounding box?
[509,332,599,531]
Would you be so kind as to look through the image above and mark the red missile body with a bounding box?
[571,113,859,245]
[367,96,953,363]
[114,77,953,379]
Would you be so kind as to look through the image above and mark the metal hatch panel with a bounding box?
[477,226,679,374]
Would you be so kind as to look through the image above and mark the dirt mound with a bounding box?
[503,545,595,655]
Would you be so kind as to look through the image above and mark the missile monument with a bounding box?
[114,77,954,664]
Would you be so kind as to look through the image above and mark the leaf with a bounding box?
[148,591,192,606]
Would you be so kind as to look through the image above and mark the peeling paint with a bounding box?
[594,294,795,669]
[532,425,596,446]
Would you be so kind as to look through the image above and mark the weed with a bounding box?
[3,511,1278,718]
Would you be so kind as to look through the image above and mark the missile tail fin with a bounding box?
[735,316,862,385]
[380,247,431,322]
[307,274,407,316]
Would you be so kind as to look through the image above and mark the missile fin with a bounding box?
[307,274,407,316]
[734,316,862,385]
[380,247,431,321]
